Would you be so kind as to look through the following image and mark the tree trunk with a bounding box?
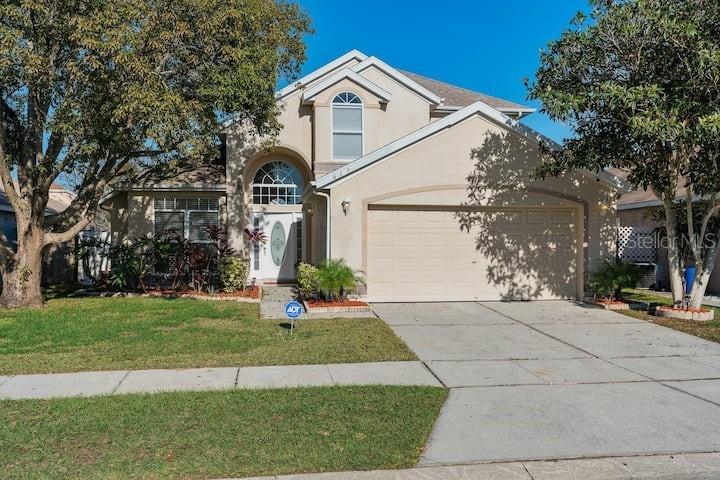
[0,225,45,308]
[688,237,719,309]
[663,198,685,304]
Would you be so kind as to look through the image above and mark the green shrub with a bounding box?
[590,258,641,300]
[316,258,359,301]
[296,262,319,298]
[219,257,249,292]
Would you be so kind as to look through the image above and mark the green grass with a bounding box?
[0,386,447,480]
[620,289,720,343]
[0,297,416,375]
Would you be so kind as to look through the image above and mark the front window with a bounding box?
[332,92,363,160]
[252,161,304,205]
[154,196,220,242]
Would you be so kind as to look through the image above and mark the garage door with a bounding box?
[367,206,579,302]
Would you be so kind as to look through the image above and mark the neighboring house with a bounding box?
[0,182,77,285]
[103,50,625,302]
[615,175,720,294]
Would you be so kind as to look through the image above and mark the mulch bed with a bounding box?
[306,299,369,308]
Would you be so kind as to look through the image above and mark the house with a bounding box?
[0,182,77,285]
[104,50,624,302]
[615,177,720,294]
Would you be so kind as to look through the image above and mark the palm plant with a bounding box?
[316,259,359,301]
[590,258,641,301]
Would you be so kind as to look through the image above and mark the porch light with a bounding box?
[341,197,352,215]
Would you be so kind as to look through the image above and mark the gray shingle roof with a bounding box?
[401,70,533,113]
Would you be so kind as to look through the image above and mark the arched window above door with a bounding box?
[252,161,304,205]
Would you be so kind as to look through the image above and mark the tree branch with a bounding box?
[0,114,24,213]
[44,215,93,246]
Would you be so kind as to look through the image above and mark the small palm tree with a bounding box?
[316,259,359,301]
[590,258,641,300]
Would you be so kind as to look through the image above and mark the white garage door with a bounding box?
[367,206,579,302]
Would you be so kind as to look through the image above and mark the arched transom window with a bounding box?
[252,161,304,205]
[332,92,363,160]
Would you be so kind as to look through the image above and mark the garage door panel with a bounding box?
[367,206,578,302]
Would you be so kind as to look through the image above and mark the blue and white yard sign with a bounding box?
[284,300,303,334]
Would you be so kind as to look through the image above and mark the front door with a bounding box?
[251,212,301,283]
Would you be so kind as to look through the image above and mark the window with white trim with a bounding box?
[154,196,220,242]
[252,161,304,205]
[332,92,363,160]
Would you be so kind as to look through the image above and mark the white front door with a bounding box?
[251,212,301,283]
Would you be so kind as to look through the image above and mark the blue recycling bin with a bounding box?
[684,266,696,294]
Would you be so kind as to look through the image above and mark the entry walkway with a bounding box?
[0,361,440,400]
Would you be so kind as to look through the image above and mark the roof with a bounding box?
[401,70,535,114]
[302,68,392,104]
[316,101,628,191]
[610,167,691,210]
[0,182,74,215]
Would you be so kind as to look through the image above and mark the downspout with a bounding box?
[314,190,331,260]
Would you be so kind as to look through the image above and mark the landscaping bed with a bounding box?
[69,286,262,302]
[303,298,371,313]
[0,297,416,375]
[619,289,720,342]
[586,298,646,311]
[0,386,447,480]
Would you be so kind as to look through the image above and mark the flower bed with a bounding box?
[586,298,646,311]
[655,305,715,322]
[301,298,370,313]
[69,286,262,303]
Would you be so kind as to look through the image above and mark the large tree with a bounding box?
[528,0,720,307]
[0,0,311,307]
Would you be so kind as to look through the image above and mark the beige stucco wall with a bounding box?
[223,59,438,253]
[323,113,618,296]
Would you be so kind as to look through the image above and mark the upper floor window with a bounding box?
[332,92,363,160]
[252,160,304,205]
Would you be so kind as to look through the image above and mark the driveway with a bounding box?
[373,301,720,465]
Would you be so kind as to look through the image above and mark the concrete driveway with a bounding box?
[372,301,720,465]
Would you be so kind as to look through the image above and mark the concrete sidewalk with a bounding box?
[225,452,720,480]
[0,361,440,400]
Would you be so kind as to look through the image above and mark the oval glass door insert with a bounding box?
[270,221,286,267]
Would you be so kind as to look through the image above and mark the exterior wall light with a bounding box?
[341,197,352,215]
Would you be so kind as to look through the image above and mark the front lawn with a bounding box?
[0,386,447,480]
[620,289,720,343]
[0,298,416,375]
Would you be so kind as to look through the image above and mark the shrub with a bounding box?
[296,262,319,298]
[220,257,249,292]
[108,243,139,290]
[590,258,641,300]
[316,258,359,302]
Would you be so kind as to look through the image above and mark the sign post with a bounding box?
[284,300,303,334]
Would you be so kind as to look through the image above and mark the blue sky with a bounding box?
[290,0,589,143]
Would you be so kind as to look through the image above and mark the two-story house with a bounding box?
[104,50,624,301]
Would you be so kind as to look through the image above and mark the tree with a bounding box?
[527,0,720,308]
[0,0,311,307]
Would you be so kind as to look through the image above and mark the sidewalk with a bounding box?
[225,452,720,480]
[0,361,440,400]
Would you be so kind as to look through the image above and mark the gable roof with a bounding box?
[276,49,368,101]
[401,70,535,115]
[316,100,629,191]
[352,57,441,105]
[302,68,392,104]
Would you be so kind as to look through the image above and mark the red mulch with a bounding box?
[656,306,711,314]
[145,286,262,299]
[595,298,629,306]
[307,299,369,308]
